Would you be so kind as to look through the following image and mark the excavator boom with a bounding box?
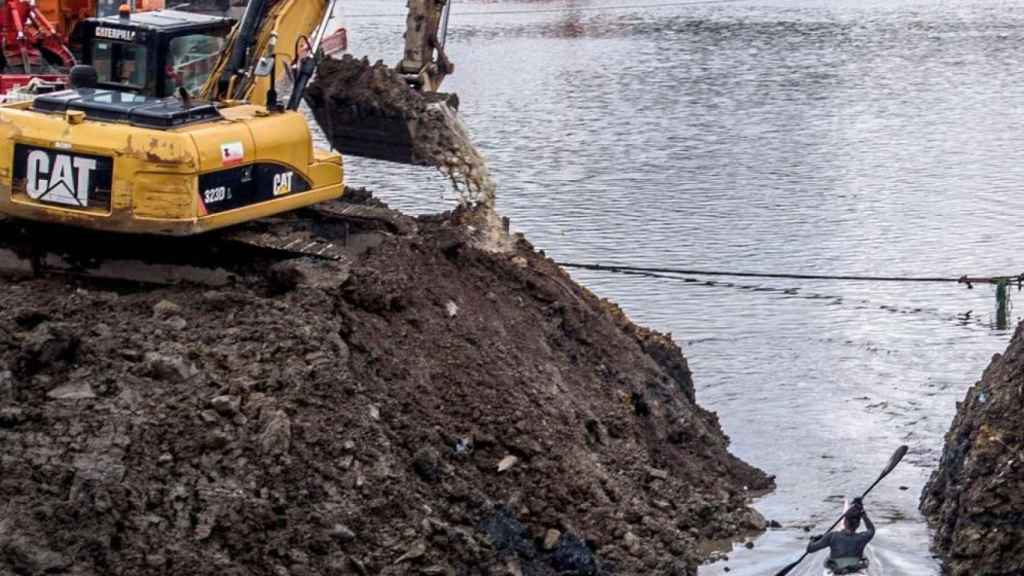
[200,0,330,106]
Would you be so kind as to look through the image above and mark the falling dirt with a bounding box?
[0,196,773,576]
[306,55,497,208]
[921,323,1024,576]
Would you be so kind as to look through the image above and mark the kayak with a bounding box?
[824,559,869,576]
[822,500,876,576]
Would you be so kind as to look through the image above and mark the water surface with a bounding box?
[323,1,1024,573]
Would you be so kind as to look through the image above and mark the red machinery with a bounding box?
[0,0,75,93]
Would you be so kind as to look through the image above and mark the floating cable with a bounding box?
[556,261,1024,288]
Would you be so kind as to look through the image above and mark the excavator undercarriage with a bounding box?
[0,194,415,287]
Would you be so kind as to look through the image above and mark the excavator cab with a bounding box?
[72,9,233,98]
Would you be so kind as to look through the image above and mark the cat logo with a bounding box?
[25,150,98,207]
[272,171,294,196]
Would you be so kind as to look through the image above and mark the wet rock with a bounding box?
[742,509,768,532]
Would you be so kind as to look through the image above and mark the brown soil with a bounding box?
[0,202,772,576]
[306,56,496,206]
[921,323,1024,576]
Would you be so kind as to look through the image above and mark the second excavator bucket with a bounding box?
[314,92,459,165]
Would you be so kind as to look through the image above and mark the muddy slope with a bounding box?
[921,323,1024,576]
[0,205,772,576]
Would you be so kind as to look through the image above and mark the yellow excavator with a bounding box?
[0,0,452,239]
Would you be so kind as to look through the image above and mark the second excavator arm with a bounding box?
[398,0,453,93]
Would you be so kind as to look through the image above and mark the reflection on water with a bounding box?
[327,1,1024,573]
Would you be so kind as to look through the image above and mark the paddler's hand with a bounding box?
[809,533,823,542]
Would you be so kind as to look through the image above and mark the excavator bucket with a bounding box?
[316,92,459,165]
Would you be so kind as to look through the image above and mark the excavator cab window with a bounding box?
[76,10,235,99]
[162,32,226,97]
[93,41,148,89]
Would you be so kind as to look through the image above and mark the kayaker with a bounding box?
[806,498,875,574]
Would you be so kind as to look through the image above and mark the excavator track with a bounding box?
[0,199,415,287]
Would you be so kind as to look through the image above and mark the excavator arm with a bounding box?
[199,0,329,106]
[200,0,453,105]
[398,0,453,93]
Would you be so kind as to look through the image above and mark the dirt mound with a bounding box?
[921,323,1024,575]
[0,203,772,576]
[306,56,496,206]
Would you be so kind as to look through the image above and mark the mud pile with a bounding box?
[0,200,772,576]
[306,55,496,206]
[921,323,1024,576]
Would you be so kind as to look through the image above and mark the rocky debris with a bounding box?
[152,299,181,319]
[142,351,198,382]
[259,409,292,455]
[210,394,240,416]
[0,203,772,576]
[13,322,79,377]
[46,382,96,400]
[543,529,561,551]
[497,454,519,473]
[414,446,442,482]
[921,323,1024,576]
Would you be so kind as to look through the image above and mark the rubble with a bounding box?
[0,203,773,575]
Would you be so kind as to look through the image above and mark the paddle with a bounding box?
[771,445,909,576]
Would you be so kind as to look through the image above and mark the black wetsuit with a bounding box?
[806,514,875,572]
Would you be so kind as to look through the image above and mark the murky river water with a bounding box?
[320,1,1024,573]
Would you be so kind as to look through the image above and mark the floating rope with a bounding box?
[556,261,1024,289]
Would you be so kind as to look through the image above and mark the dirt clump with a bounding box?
[306,55,496,206]
[921,322,1024,575]
[0,202,772,576]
